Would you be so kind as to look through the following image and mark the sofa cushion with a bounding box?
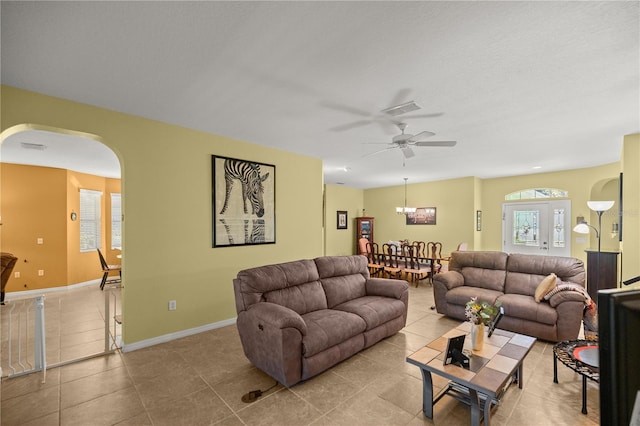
[497,293,558,325]
[445,286,503,308]
[264,281,328,315]
[534,273,557,302]
[301,309,367,358]
[505,253,585,296]
[315,255,369,279]
[235,259,326,314]
[316,256,369,308]
[449,251,508,292]
[333,296,406,331]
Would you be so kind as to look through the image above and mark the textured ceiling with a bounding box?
[1,1,638,188]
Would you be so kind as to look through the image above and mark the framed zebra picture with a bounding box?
[212,155,276,247]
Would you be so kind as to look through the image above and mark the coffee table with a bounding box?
[406,322,536,426]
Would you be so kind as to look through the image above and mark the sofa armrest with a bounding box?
[365,277,409,299]
[433,271,464,290]
[547,291,586,308]
[245,302,307,335]
[237,302,307,387]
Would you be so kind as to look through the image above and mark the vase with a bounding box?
[470,322,484,351]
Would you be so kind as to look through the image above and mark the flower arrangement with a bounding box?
[465,297,502,325]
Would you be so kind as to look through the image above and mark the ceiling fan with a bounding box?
[325,90,443,134]
[364,122,457,159]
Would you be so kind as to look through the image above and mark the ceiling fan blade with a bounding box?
[320,101,372,117]
[414,141,457,147]
[401,146,415,158]
[409,131,436,141]
[363,146,396,158]
[375,119,401,135]
[330,120,373,132]
[388,88,412,109]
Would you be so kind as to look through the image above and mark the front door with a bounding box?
[502,201,571,257]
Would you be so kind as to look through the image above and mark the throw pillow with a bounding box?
[535,273,557,302]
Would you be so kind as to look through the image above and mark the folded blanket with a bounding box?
[544,282,598,337]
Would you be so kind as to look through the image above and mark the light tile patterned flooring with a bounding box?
[1,284,599,425]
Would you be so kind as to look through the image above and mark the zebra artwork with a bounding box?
[219,159,270,218]
[218,218,265,245]
[213,156,275,247]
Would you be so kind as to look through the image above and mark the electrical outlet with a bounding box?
[14,271,20,278]
[168,300,177,311]
[37,238,44,245]
[38,270,45,276]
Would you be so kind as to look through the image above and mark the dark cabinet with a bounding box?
[356,217,374,254]
[585,250,619,302]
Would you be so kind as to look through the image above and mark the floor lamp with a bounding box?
[573,200,615,296]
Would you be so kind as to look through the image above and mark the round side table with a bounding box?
[553,339,599,414]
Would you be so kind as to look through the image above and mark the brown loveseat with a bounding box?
[433,251,586,342]
[233,255,409,387]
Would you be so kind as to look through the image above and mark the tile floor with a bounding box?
[1,284,599,425]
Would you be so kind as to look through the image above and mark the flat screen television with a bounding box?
[598,288,640,425]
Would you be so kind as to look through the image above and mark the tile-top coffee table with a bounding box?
[406,322,536,426]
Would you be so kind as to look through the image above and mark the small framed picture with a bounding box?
[444,334,466,366]
[337,211,348,229]
[476,210,482,231]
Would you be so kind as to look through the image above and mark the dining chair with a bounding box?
[358,237,369,255]
[426,241,444,276]
[365,242,384,277]
[402,244,430,286]
[1,252,18,304]
[97,248,122,290]
[382,243,404,279]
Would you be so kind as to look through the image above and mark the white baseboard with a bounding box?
[4,280,101,300]
[121,317,238,353]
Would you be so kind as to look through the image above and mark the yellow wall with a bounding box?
[363,164,626,264]
[363,177,476,254]
[324,184,364,256]
[622,133,640,288]
[481,163,621,263]
[1,85,324,345]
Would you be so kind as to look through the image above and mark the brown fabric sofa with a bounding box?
[233,255,409,387]
[433,251,586,342]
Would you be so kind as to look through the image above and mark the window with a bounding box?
[111,193,122,249]
[80,189,102,252]
[505,188,568,200]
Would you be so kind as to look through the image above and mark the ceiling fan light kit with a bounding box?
[364,122,457,160]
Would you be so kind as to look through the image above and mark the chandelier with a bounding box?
[396,178,416,215]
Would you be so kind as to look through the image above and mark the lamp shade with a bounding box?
[587,200,615,212]
[573,223,591,234]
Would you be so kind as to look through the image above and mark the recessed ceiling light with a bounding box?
[20,142,47,151]
[532,166,542,170]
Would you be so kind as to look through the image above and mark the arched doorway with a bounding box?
[1,124,123,375]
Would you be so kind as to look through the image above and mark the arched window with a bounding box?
[505,188,568,200]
